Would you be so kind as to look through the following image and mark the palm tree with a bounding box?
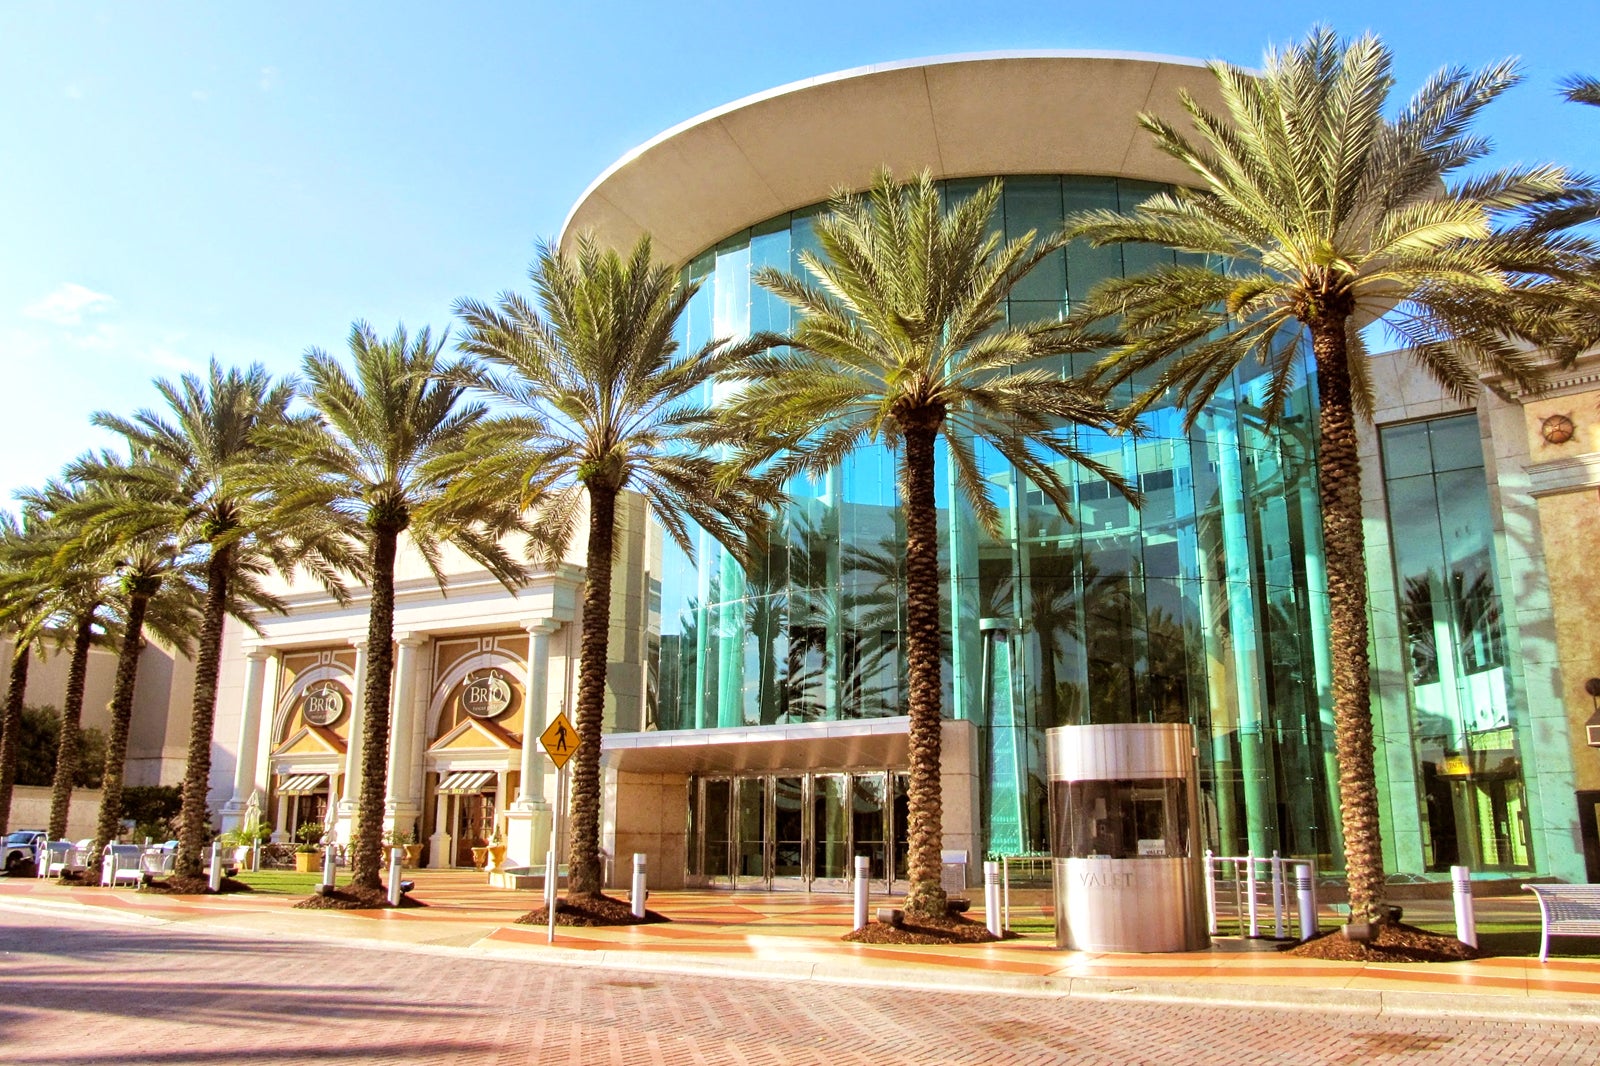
[95,360,355,879]
[255,322,527,893]
[719,169,1135,920]
[44,451,203,867]
[1065,28,1588,929]
[451,236,777,900]
[10,485,118,843]
[0,513,46,839]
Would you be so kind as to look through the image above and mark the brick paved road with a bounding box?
[2,909,1598,1065]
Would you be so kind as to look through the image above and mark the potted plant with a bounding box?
[485,826,507,873]
[294,822,324,873]
[220,821,272,869]
[384,827,424,868]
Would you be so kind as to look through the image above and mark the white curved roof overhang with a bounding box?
[559,51,1228,266]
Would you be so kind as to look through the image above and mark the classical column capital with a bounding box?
[348,636,369,651]
[521,617,562,636]
[243,646,274,663]
[395,632,429,649]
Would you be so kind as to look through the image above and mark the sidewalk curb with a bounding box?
[4,892,1598,1025]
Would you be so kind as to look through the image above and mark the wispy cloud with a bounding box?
[22,283,115,326]
[191,89,210,102]
[259,66,279,91]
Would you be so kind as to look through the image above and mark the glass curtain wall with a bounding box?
[652,175,1340,868]
[1380,415,1530,871]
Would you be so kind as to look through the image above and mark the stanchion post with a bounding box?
[547,764,566,944]
[1203,850,1218,936]
[1295,863,1316,941]
[1451,864,1477,948]
[208,841,222,893]
[387,848,403,907]
[632,853,648,919]
[1245,851,1259,938]
[321,843,336,888]
[1271,851,1285,939]
[983,861,1002,937]
[852,855,870,931]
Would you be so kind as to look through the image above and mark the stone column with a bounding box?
[334,639,368,844]
[505,619,558,868]
[428,790,452,869]
[385,635,427,834]
[222,648,272,831]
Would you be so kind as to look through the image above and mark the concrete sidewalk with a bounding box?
[2,870,1596,1023]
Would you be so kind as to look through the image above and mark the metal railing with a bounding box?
[1204,850,1318,941]
[994,853,1052,930]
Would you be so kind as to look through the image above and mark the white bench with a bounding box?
[37,841,77,878]
[101,844,144,887]
[1523,884,1600,962]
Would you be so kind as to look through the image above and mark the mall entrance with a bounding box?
[686,771,909,892]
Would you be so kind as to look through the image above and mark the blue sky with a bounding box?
[2,1,1595,504]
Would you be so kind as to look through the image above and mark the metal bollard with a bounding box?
[251,840,260,873]
[544,845,559,914]
[321,844,336,888]
[983,861,1002,937]
[208,841,222,893]
[853,855,870,931]
[1271,851,1285,939]
[1245,851,1259,938]
[1295,864,1317,941]
[632,853,648,920]
[387,848,403,907]
[1451,864,1477,949]
[1203,850,1219,936]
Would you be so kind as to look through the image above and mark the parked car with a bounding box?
[4,830,46,874]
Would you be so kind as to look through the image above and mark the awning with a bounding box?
[277,773,329,795]
[435,770,496,795]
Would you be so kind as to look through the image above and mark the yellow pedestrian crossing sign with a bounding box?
[539,711,579,769]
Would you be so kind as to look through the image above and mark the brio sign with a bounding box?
[301,685,346,727]
[461,671,513,720]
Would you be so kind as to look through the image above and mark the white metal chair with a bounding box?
[100,844,143,887]
[38,841,77,878]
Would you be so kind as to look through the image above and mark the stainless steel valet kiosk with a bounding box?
[1047,723,1207,952]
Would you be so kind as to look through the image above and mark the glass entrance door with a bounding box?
[734,776,769,887]
[812,774,850,892]
[688,770,904,891]
[772,776,807,888]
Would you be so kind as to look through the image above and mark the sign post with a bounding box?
[539,710,579,944]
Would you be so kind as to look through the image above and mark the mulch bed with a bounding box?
[55,869,98,887]
[514,893,668,927]
[140,875,255,895]
[843,911,1004,945]
[294,885,426,910]
[1285,922,1477,963]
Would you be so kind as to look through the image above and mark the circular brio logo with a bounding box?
[301,684,346,727]
[461,671,513,719]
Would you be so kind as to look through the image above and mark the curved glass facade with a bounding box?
[646,174,1525,872]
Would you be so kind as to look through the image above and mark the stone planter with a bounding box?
[471,846,489,869]
[294,850,320,873]
[403,844,423,868]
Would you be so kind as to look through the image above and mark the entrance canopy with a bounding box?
[276,773,328,795]
[435,769,496,794]
[602,716,910,775]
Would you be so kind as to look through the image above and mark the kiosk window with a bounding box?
[1051,779,1189,859]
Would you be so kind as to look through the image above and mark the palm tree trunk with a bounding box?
[46,616,96,841]
[569,484,617,898]
[176,546,232,880]
[91,589,152,868]
[352,525,399,892]
[0,645,31,838]
[1311,319,1388,928]
[900,415,948,920]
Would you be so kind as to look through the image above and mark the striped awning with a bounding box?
[277,773,328,795]
[435,770,496,795]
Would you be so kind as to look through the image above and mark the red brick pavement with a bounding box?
[2,909,1597,1065]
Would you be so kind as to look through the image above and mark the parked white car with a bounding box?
[4,830,46,874]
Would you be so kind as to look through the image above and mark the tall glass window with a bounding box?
[1381,414,1530,871]
[648,175,1338,868]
